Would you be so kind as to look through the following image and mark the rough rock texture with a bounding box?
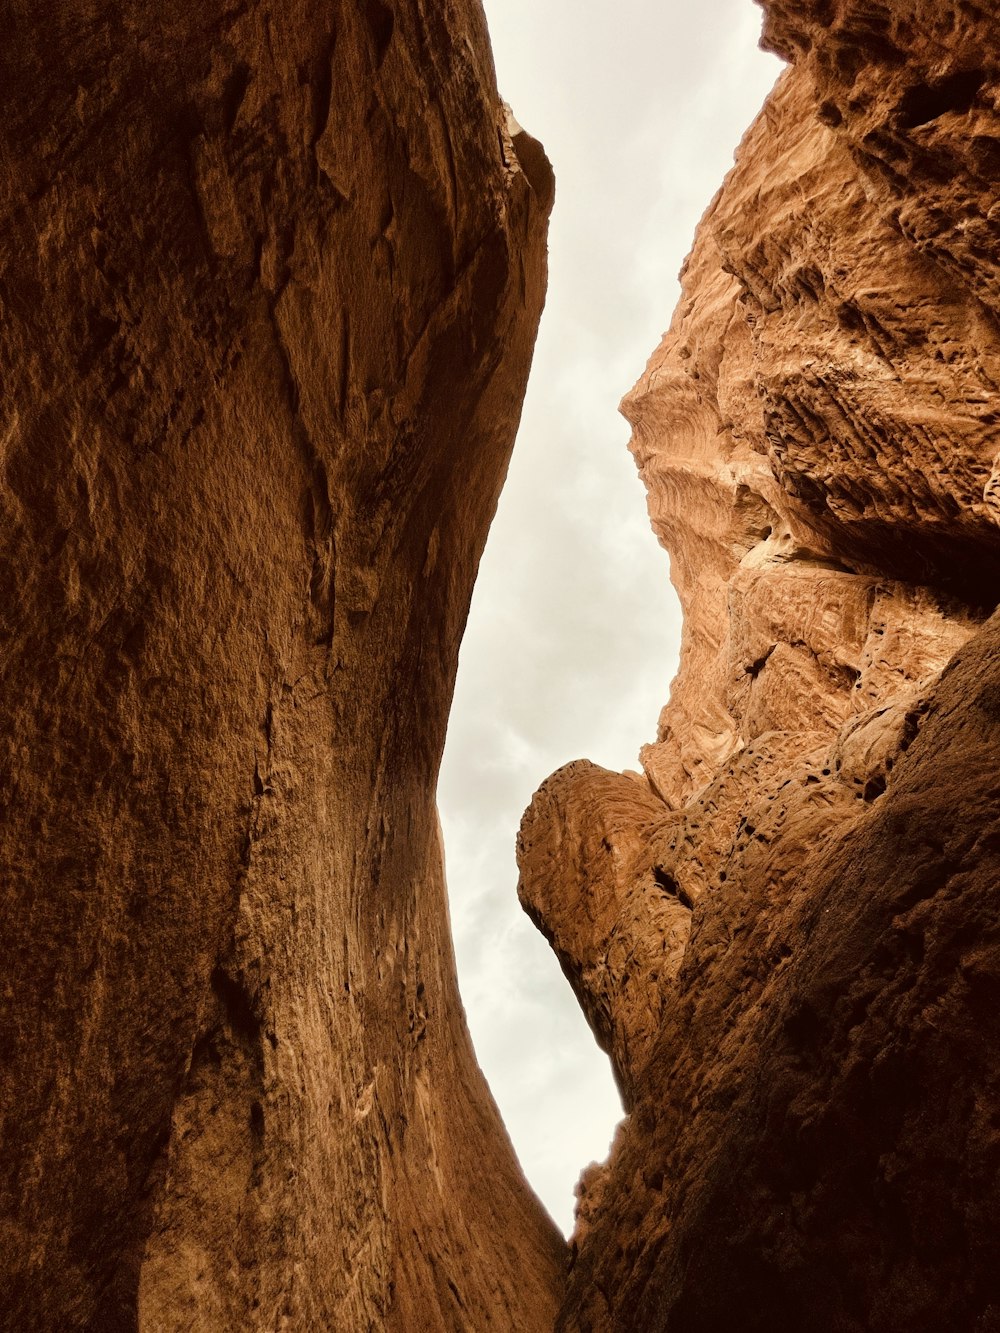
[520,4,1000,1328]
[0,3,562,1330]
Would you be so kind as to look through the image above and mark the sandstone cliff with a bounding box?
[0,3,561,1329]
[520,3,1000,1328]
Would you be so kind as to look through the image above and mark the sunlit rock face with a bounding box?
[520,5,1000,1328]
[0,3,563,1329]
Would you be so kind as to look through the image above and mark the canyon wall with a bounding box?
[521,3,1000,1328]
[0,3,562,1329]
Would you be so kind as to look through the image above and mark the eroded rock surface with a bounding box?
[520,5,1000,1328]
[0,3,562,1329]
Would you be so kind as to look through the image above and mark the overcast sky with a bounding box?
[438,1,782,1235]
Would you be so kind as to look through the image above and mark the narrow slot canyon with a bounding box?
[1,2,1000,1331]
[438,0,779,1234]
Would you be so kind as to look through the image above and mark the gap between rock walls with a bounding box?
[2,1,999,1330]
[439,0,783,1243]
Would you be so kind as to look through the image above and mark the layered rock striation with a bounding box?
[520,4,1000,1328]
[0,3,561,1329]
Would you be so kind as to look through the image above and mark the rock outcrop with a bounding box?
[0,3,561,1329]
[520,4,1000,1328]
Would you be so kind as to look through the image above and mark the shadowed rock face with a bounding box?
[520,4,1000,1329]
[0,2,562,1329]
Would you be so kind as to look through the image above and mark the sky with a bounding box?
[438,1,782,1235]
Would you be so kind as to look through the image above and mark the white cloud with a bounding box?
[439,0,782,1235]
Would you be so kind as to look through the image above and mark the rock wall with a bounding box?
[520,4,1000,1328]
[0,3,562,1329]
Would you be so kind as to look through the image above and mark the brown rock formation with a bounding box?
[0,3,562,1329]
[520,4,1000,1328]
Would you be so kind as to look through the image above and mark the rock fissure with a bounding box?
[5,1,1000,1329]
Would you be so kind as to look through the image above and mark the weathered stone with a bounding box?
[520,6,1000,1329]
[551,614,1000,1331]
[0,3,561,1329]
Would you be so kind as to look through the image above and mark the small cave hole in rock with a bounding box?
[896,68,985,129]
